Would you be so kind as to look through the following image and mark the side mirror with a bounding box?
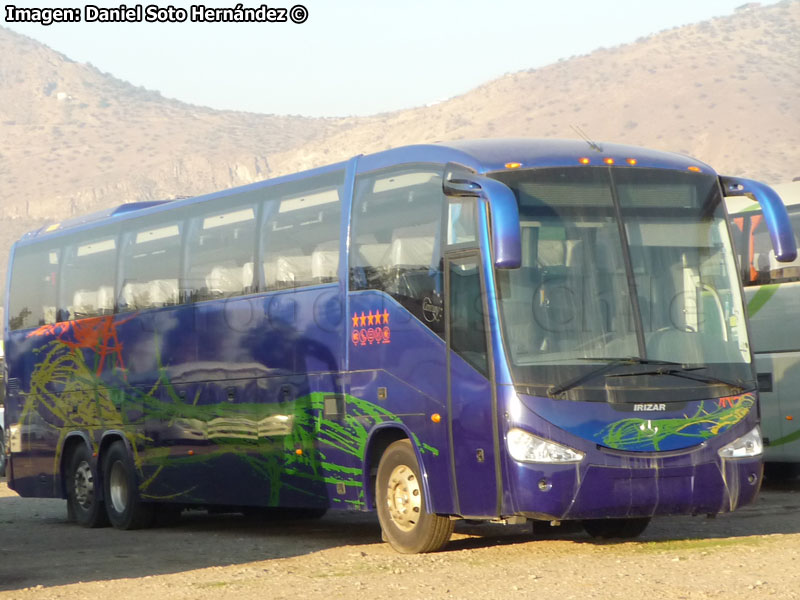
[721,176,797,262]
[443,166,521,269]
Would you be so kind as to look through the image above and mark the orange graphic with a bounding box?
[351,311,391,347]
[27,315,134,376]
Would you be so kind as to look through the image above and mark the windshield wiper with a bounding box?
[547,357,705,399]
[609,366,747,393]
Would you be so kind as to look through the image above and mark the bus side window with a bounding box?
[261,171,344,291]
[60,234,118,320]
[447,200,477,246]
[186,200,257,302]
[8,246,60,330]
[119,220,183,312]
[350,166,445,335]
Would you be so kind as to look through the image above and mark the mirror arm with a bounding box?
[721,175,797,262]
[444,171,521,269]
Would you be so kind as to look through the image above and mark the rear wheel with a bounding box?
[582,517,651,539]
[376,439,453,553]
[103,441,154,530]
[66,443,108,528]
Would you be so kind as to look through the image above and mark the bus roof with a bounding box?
[17,138,716,245]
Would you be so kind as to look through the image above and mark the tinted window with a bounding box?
[119,219,183,311]
[186,198,257,301]
[8,245,60,330]
[448,257,488,374]
[261,171,344,290]
[350,166,445,334]
[61,233,118,320]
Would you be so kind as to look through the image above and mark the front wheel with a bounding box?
[103,441,154,530]
[376,439,454,553]
[582,517,651,539]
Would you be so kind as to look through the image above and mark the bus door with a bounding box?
[445,251,499,517]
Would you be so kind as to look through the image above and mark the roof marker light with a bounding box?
[505,162,522,169]
[688,166,702,173]
[579,157,590,165]
[626,158,637,166]
[604,157,615,165]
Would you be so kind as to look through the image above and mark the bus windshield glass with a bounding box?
[492,166,752,401]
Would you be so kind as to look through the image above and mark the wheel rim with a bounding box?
[108,461,128,514]
[73,461,95,509]
[385,464,421,532]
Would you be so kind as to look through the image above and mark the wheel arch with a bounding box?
[97,430,132,480]
[362,424,433,512]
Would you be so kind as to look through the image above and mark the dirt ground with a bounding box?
[2,477,800,600]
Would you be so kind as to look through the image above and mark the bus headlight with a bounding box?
[718,426,763,459]
[507,428,584,463]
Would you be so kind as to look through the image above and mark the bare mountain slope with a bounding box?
[0,26,343,223]
[269,1,799,184]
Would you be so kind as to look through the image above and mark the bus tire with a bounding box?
[582,517,651,539]
[376,439,453,553]
[103,441,154,530]
[66,443,109,528]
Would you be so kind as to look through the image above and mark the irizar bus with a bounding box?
[4,139,795,553]
[728,182,800,473]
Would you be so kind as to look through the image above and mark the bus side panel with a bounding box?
[5,327,90,498]
[348,291,452,513]
[6,284,351,508]
[745,281,800,463]
[756,352,800,461]
[115,286,346,508]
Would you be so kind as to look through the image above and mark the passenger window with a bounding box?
[8,246,60,330]
[261,171,344,290]
[119,220,183,311]
[61,234,118,320]
[186,202,256,301]
[350,166,445,335]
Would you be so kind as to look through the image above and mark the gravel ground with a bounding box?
[2,478,800,599]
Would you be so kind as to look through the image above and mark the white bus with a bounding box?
[728,182,800,472]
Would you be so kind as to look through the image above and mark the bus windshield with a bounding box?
[492,166,752,401]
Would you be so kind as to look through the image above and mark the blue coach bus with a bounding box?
[4,139,795,553]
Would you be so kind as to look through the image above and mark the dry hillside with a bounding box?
[0,1,797,309]
[270,1,799,183]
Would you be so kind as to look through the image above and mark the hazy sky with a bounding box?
[3,0,780,117]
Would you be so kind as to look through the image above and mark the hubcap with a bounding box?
[386,464,421,532]
[73,461,94,509]
[109,461,128,514]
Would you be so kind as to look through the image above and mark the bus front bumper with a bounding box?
[509,457,763,520]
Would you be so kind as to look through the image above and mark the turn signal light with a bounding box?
[578,157,590,165]
[626,158,637,166]
[688,166,701,172]
[604,158,615,165]
[505,162,522,169]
